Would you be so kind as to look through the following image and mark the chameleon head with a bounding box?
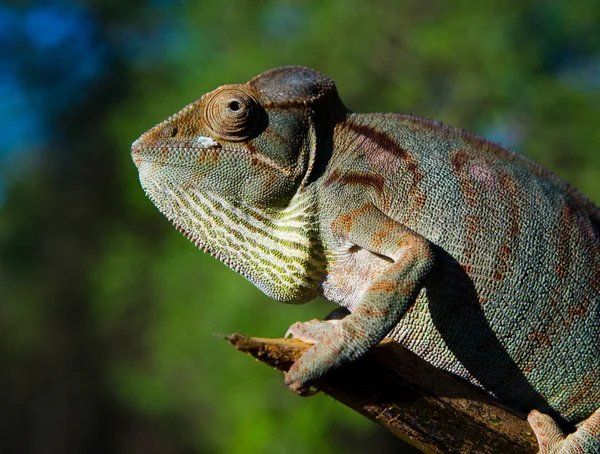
[131,66,341,301]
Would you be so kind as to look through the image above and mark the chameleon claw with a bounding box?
[284,372,319,396]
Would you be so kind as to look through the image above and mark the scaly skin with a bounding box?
[132,66,600,453]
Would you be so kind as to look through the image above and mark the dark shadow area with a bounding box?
[426,246,571,429]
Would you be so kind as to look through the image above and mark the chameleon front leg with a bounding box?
[285,206,435,395]
[528,409,600,454]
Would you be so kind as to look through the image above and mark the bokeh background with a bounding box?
[2,1,600,453]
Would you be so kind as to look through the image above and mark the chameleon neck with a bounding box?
[148,175,325,302]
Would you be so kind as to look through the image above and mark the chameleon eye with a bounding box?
[204,88,260,141]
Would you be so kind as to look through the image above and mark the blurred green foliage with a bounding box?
[1,1,600,453]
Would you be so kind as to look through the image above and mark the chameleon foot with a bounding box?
[528,409,600,453]
[285,319,340,344]
[284,321,343,396]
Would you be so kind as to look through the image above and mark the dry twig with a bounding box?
[227,333,538,454]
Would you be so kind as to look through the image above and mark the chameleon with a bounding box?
[131,66,600,453]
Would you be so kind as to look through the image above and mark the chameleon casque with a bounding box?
[131,66,600,453]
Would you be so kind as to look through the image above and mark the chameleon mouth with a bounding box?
[130,135,223,167]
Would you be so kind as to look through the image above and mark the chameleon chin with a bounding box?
[132,66,600,454]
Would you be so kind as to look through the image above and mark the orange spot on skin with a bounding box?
[371,219,398,250]
[369,279,397,293]
[492,173,521,282]
[569,303,587,317]
[459,264,472,274]
[528,331,552,347]
[465,215,481,234]
[356,305,390,318]
[330,204,371,235]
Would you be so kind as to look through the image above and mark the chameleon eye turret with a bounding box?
[204,86,261,141]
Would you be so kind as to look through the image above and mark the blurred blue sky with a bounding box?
[0,1,181,204]
[0,3,105,157]
[0,1,194,160]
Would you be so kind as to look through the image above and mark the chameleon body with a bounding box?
[132,66,600,453]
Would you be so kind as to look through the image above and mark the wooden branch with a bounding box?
[227,333,538,454]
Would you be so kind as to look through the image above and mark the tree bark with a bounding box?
[227,333,538,454]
